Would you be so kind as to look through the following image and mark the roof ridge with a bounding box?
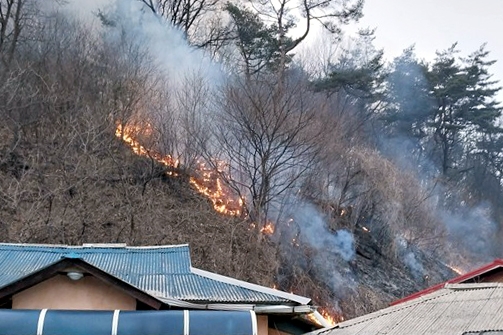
[445,282,503,290]
[391,259,503,306]
[0,243,189,250]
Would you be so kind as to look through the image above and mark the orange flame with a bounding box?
[305,309,339,327]
[448,265,464,275]
[260,222,275,235]
[320,308,341,326]
[116,122,243,216]
[116,124,179,168]
[189,160,243,216]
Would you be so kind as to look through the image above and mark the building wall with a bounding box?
[12,275,136,310]
[480,271,503,283]
[257,315,268,335]
[267,328,291,335]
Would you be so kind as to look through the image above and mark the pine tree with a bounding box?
[426,44,502,176]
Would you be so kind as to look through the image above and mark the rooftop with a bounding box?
[313,283,503,335]
[0,243,310,307]
[392,259,503,306]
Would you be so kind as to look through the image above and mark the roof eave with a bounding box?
[157,297,315,314]
[190,267,312,305]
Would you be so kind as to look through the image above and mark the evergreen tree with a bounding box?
[425,44,502,176]
[383,47,433,141]
[313,29,387,133]
[225,3,291,78]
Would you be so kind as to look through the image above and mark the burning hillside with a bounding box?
[114,120,464,323]
[115,122,244,216]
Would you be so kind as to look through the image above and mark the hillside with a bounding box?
[0,134,276,286]
[1,0,497,324]
[0,126,455,320]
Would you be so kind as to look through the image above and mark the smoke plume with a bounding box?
[58,0,222,85]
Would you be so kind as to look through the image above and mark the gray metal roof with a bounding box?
[314,283,503,335]
[0,243,309,306]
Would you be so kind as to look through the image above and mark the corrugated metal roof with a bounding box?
[314,283,503,335]
[0,243,302,305]
[392,259,503,306]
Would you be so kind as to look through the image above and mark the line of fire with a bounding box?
[115,121,340,325]
[115,120,467,328]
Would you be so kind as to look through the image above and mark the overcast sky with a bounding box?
[354,0,503,101]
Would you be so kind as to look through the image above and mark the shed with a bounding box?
[0,243,326,335]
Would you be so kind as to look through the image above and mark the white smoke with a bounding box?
[285,202,356,262]
[395,236,425,280]
[440,203,497,266]
[56,0,222,85]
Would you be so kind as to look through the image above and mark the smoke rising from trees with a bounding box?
[2,0,503,321]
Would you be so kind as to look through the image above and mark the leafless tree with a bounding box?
[139,0,231,50]
[206,75,326,237]
[0,0,30,65]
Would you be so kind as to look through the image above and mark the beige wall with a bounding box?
[267,328,292,335]
[257,315,268,335]
[12,275,136,310]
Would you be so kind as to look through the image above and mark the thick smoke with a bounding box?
[440,203,497,267]
[381,52,499,271]
[395,236,425,280]
[273,200,357,304]
[59,0,222,85]
[284,202,356,262]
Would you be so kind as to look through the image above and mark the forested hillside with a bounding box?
[1,0,502,322]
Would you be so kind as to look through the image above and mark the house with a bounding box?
[0,243,327,335]
[308,259,503,335]
[392,258,503,305]
[309,282,503,335]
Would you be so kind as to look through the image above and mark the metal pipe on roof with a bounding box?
[254,305,314,314]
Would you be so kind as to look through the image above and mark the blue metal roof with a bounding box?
[0,244,298,305]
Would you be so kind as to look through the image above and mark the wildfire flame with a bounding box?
[320,309,337,326]
[448,265,464,275]
[305,308,340,327]
[116,122,243,216]
[188,160,243,216]
[116,123,179,169]
[260,222,275,235]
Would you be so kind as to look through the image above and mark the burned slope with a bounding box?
[344,226,456,316]
[273,200,457,321]
[0,113,455,322]
[0,4,457,322]
[0,95,457,323]
[0,125,277,288]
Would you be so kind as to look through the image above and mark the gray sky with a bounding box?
[356,0,503,102]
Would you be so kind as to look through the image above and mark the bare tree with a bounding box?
[0,0,28,65]
[206,75,325,238]
[139,0,230,50]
